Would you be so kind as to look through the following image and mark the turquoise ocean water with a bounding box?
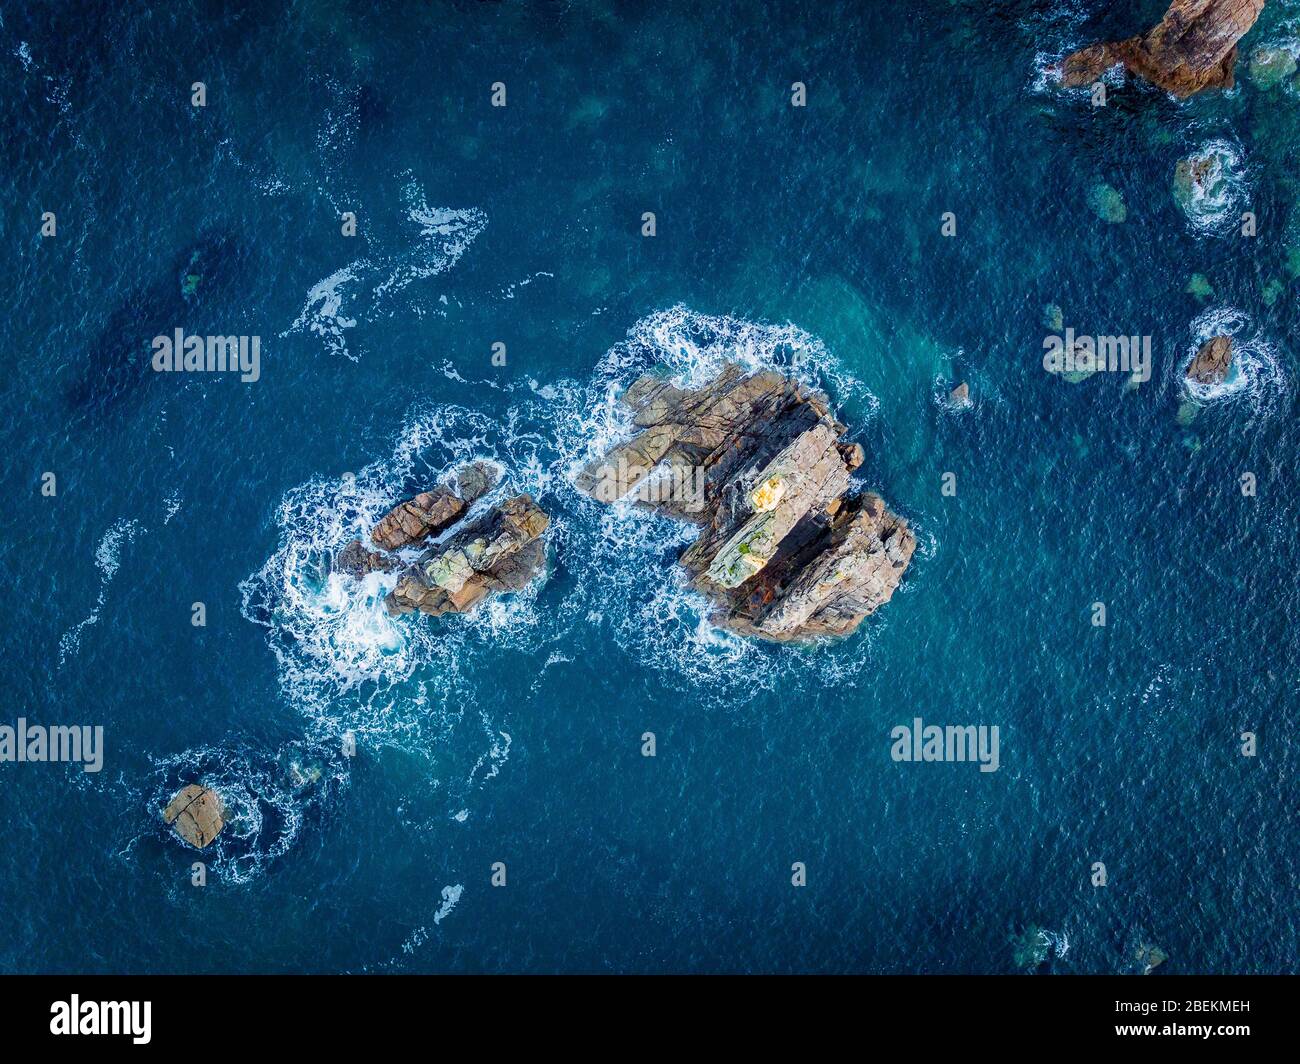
[1,0,1298,972]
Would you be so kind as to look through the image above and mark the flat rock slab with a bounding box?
[162,784,225,849]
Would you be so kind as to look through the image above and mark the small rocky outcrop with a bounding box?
[455,460,500,504]
[1187,335,1233,384]
[336,463,547,618]
[1056,0,1267,98]
[370,488,465,552]
[334,537,399,578]
[162,784,225,849]
[575,364,914,642]
[949,382,971,407]
[386,494,548,616]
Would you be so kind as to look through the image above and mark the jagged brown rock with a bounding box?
[369,488,465,552]
[576,364,914,642]
[1057,0,1267,98]
[162,784,225,849]
[455,460,500,504]
[1187,335,1233,384]
[385,494,549,617]
[334,537,400,577]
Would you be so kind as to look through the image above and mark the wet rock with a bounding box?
[1056,0,1267,99]
[455,461,500,504]
[162,784,225,849]
[1187,335,1233,384]
[370,488,465,552]
[386,494,549,617]
[575,364,914,642]
[335,537,399,578]
[949,382,971,406]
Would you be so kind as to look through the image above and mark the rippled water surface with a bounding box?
[1,0,1298,973]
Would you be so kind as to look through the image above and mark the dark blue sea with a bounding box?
[2,0,1297,973]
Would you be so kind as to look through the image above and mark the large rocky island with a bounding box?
[334,462,550,618]
[576,365,914,642]
[1056,0,1267,98]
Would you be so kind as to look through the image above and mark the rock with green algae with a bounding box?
[1089,183,1127,224]
[1262,278,1285,306]
[1186,273,1214,300]
[1044,303,1064,332]
[181,273,201,297]
[1248,47,1296,90]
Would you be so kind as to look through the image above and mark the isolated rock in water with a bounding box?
[1187,335,1233,384]
[386,494,549,617]
[575,364,914,642]
[1056,0,1267,98]
[335,537,399,578]
[949,382,971,406]
[162,784,225,849]
[370,487,465,551]
[455,460,500,504]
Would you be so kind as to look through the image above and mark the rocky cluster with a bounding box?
[334,461,550,618]
[1056,0,1267,98]
[576,364,914,642]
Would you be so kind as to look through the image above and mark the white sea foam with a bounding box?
[283,175,486,360]
[59,519,144,664]
[432,883,464,924]
[1173,139,1250,236]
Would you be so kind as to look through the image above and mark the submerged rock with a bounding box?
[1248,46,1296,89]
[1089,183,1127,223]
[386,494,549,617]
[1056,0,1267,99]
[575,364,914,642]
[1186,273,1215,300]
[1187,334,1234,384]
[162,784,225,849]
